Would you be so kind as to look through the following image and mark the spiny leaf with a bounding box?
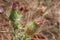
[24,21,38,35]
[11,21,21,30]
[9,9,22,21]
[20,32,30,40]
[13,32,19,40]
[25,21,37,31]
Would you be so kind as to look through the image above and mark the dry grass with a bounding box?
[0,0,60,40]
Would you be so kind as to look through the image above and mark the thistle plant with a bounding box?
[9,2,23,40]
[9,2,31,40]
[9,2,39,40]
[24,21,38,36]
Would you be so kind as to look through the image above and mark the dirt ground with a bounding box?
[0,0,60,40]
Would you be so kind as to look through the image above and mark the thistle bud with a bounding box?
[12,2,18,9]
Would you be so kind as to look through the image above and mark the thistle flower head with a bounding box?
[12,1,19,9]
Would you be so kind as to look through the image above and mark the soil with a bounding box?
[0,0,60,40]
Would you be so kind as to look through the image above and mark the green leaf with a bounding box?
[23,33,30,40]
[26,21,37,31]
[11,21,20,30]
[13,32,19,40]
[14,35,19,40]
[20,32,30,40]
[9,9,22,21]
